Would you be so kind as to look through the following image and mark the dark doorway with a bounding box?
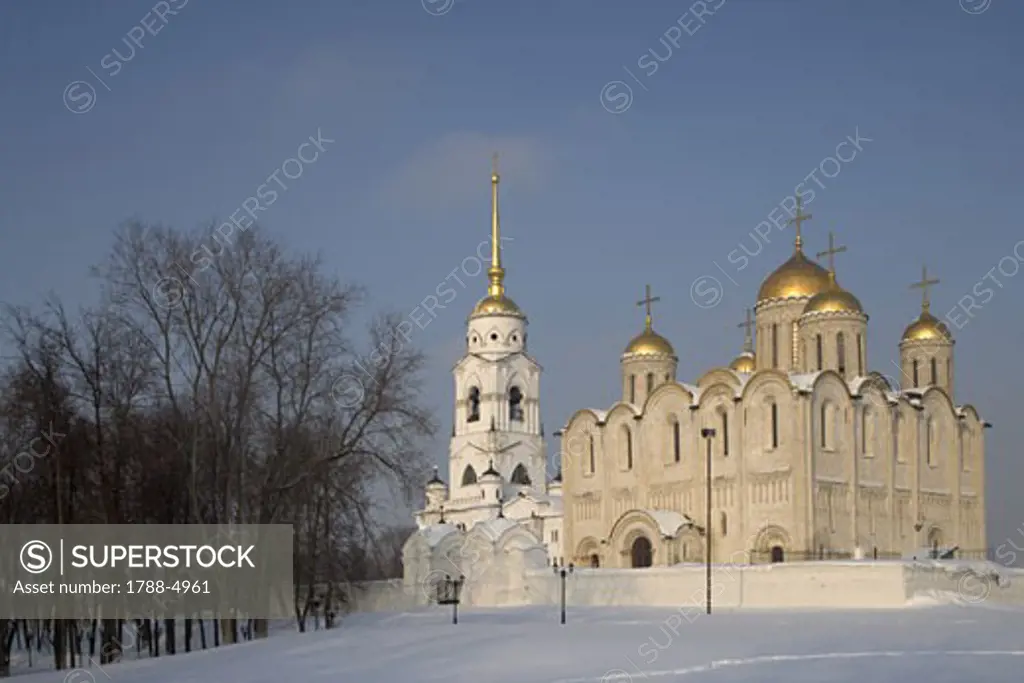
[590,554,600,568]
[770,545,784,563]
[630,536,653,568]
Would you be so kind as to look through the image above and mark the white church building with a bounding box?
[406,158,565,589]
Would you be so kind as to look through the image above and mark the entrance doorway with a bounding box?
[770,545,784,563]
[630,536,653,568]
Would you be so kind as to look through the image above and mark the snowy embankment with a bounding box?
[16,602,1024,683]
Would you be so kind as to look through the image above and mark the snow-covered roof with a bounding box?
[788,372,821,392]
[646,509,696,538]
[679,382,700,402]
[420,524,460,548]
[470,516,519,542]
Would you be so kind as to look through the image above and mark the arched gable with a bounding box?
[919,385,957,418]
[857,381,889,409]
[643,380,695,415]
[809,369,855,402]
[695,368,742,392]
[958,404,983,425]
[738,369,790,403]
[604,401,641,427]
[564,408,605,431]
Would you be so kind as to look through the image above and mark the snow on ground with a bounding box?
[19,602,1024,682]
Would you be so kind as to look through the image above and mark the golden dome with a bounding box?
[624,329,675,357]
[803,278,863,315]
[729,351,755,373]
[902,309,951,342]
[471,294,523,318]
[757,250,832,302]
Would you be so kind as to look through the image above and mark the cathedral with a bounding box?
[412,159,987,575]
[560,208,988,569]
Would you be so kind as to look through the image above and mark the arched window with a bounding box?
[946,358,951,386]
[623,426,633,470]
[912,360,919,388]
[646,372,654,396]
[467,387,480,423]
[629,375,636,403]
[837,332,846,376]
[816,334,823,371]
[862,407,871,456]
[461,465,478,486]
[672,419,681,462]
[719,511,728,537]
[588,434,595,474]
[893,412,902,462]
[721,411,729,456]
[770,402,779,449]
[857,334,863,376]
[926,417,933,466]
[930,358,937,385]
[820,402,828,448]
[511,463,531,485]
[509,386,524,422]
[771,324,778,369]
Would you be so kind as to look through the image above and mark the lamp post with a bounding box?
[436,574,465,624]
[554,563,575,624]
[700,427,716,615]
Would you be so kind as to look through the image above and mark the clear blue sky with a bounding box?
[1,0,1022,550]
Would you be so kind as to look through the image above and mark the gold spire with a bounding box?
[488,153,504,298]
[636,284,661,331]
[816,231,848,286]
[787,196,812,252]
[910,265,940,313]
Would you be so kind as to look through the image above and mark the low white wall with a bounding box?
[343,562,1024,615]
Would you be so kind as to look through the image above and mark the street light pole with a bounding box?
[554,563,574,624]
[700,427,716,615]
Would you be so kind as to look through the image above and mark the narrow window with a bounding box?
[719,511,728,537]
[912,360,919,388]
[646,372,654,396]
[467,387,481,423]
[771,324,778,368]
[673,420,681,462]
[820,403,827,448]
[861,407,870,455]
[930,358,937,385]
[857,334,863,376]
[588,434,595,474]
[837,332,846,376]
[509,386,524,422]
[816,335,823,371]
[771,403,779,449]
[721,412,729,456]
[926,418,933,466]
[629,375,636,404]
[623,426,633,470]
[893,413,901,462]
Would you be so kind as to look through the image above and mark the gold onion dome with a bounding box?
[729,351,755,373]
[624,328,676,357]
[472,294,522,317]
[902,310,951,342]
[757,249,832,302]
[804,275,863,314]
[624,285,676,357]
[902,266,951,342]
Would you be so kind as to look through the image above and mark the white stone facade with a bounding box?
[560,239,987,570]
